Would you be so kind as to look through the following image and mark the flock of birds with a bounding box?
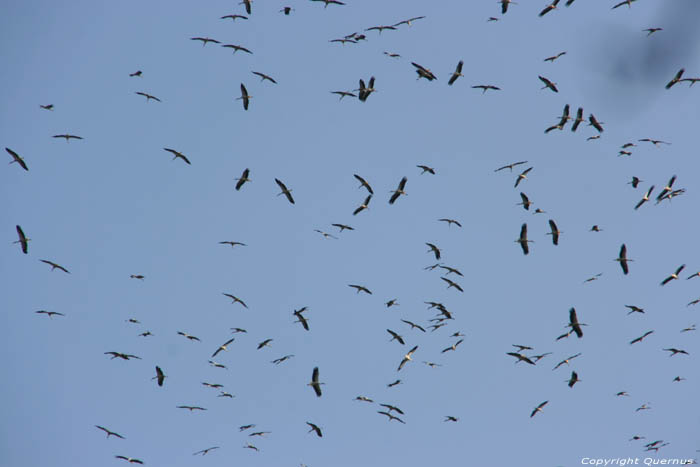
[5,0,700,466]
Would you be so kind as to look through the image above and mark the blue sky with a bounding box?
[1,0,699,466]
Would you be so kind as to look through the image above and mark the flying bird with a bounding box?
[571,107,584,132]
[552,353,582,370]
[237,83,251,110]
[472,84,501,93]
[190,37,220,46]
[95,425,125,439]
[348,284,372,295]
[35,310,65,318]
[615,244,631,275]
[515,223,532,255]
[153,366,165,386]
[448,61,464,85]
[518,192,533,210]
[39,259,70,273]
[544,51,566,62]
[387,329,405,345]
[5,147,28,171]
[547,219,561,245]
[135,91,161,102]
[14,225,29,254]
[308,367,324,397]
[378,411,406,423]
[389,177,408,204]
[538,75,558,92]
[514,167,532,187]
[222,44,253,54]
[663,348,689,357]
[177,331,200,342]
[40,104,54,110]
[425,243,441,260]
[530,400,548,417]
[494,161,527,172]
[568,307,584,338]
[539,0,560,16]
[257,338,273,350]
[397,345,418,371]
[566,371,580,388]
[252,71,276,84]
[665,68,684,89]
[212,338,235,358]
[588,114,604,133]
[612,0,638,8]
[221,14,247,20]
[193,447,220,456]
[274,178,294,204]
[306,422,323,437]
[401,319,426,332]
[441,276,464,292]
[412,62,437,81]
[357,77,376,102]
[240,0,251,14]
[223,293,248,308]
[115,456,143,464]
[441,339,463,353]
[52,134,83,142]
[163,148,190,164]
[438,218,462,227]
[630,330,654,345]
[661,264,685,286]
[235,168,251,190]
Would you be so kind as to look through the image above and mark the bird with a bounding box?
[545,104,570,132]
[612,0,637,8]
[240,0,252,14]
[252,71,276,84]
[583,273,603,284]
[353,194,371,215]
[387,379,402,387]
[331,91,356,100]
[271,354,294,364]
[222,44,253,54]
[412,62,437,81]
[512,345,533,352]
[539,0,560,17]
[40,104,54,110]
[384,51,401,58]
[553,353,582,370]
[538,75,558,92]
[163,148,190,164]
[397,345,418,371]
[130,274,145,280]
[378,410,406,423]
[441,276,464,292]
[444,415,459,422]
[105,352,141,360]
[243,443,259,451]
[417,165,435,175]
[220,241,246,248]
[514,167,532,187]
[128,70,142,77]
[392,16,426,27]
[387,329,405,345]
[389,177,408,204]
[353,174,374,194]
[663,348,689,357]
[348,284,372,295]
[280,6,294,15]
[655,175,677,203]
[661,264,685,286]
[448,61,464,85]
[239,424,256,431]
[441,339,463,353]
[625,305,645,315]
[135,91,161,102]
[314,229,338,239]
[530,401,549,417]
[115,456,143,464]
[211,338,235,358]
[153,366,165,386]
[566,371,580,388]
[193,447,220,456]
[571,107,585,132]
[176,405,207,411]
[638,138,671,146]
[644,27,662,36]
[52,134,83,142]
[438,218,462,228]
[494,161,527,172]
[221,14,248,20]
[588,114,604,133]
[515,223,532,255]
[274,178,295,204]
[311,0,345,7]
[439,265,463,276]
[308,367,324,397]
[35,310,65,318]
[208,360,227,369]
[517,192,533,211]
[332,223,354,232]
[379,403,404,415]
[630,330,654,345]
[547,219,561,245]
[177,331,200,342]
[665,68,685,89]
[500,0,517,14]
[95,425,125,439]
[5,147,28,171]
[568,308,584,338]
[628,176,642,188]
[425,243,441,260]
[223,293,248,308]
[635,403,651,412]
[257,338,273,350]
[366,25,398,34]
[401,319,426,332]
[190,37,220,46]
[39,259,70,273]
[294,308,310,331]
[306,422,323,437]
[472,84,501,93]
[237,83,251,110]
[235,168,251,190]
[672,376,686,382]
[202,382,224,389]
[355,396,374,403]
[507,352,535,365]
[357,77,376,102]
[544,51,566,62]
[615,244,631,275]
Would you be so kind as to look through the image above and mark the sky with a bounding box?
[1,0,699,466]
